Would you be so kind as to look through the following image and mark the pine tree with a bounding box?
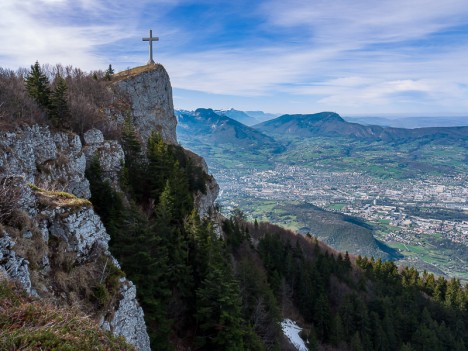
[104,64,114,80]
[49,75,69,127]
[196,266,245,350]
[25,61,51,110]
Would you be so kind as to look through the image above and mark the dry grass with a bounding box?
[0,176,24,224]
[112,64,162,81]
[29,184,92,208]
[0,279,136,351]
[46,238,124,315]
[14,227,48,271]
[7,209,32,231]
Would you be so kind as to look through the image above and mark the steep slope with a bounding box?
[0,278,136,351]
[0,126,150,351]
[255,111,468,141]
[0,63,220,351]
[113,64,178,145]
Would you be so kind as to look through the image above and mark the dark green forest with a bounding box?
[87,120,468,351]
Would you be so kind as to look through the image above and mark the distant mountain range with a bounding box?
[255,112,468,141]
[214,109,260,126]
[344,116,468,128]
[176,108,468,153]
[176,108,284,153]
[175,108,467,264]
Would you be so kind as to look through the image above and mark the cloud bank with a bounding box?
[1,0,468,114]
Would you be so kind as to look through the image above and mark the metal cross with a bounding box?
[142,29,159,65]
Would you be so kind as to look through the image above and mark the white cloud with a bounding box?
[262,0,468,45]
[2,0,468,114]
[163,0,468,113]
[0,0,159,69]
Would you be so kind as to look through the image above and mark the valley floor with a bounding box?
[214,164,468,281]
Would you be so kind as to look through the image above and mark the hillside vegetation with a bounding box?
[88,122,468,350]
[0,62,125,137]
[0,278,135,351]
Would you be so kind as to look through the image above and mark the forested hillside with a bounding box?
[89,123,468,350]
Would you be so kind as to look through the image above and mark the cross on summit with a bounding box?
[142,29,159,65]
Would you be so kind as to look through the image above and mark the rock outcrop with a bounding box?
[113,64,178,145]
[184,149,220,218]
[0,125,151,351]
[102,281,151,351]
[83,128,124,188]
[113,65,219,218]
[0,125,89,199]
[0,233,33,295]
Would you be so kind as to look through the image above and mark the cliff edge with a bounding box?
[113,64,177,145]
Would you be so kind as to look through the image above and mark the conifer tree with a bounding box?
[104,64,114,80]
[49,75,69,127]
[25,61,51,110]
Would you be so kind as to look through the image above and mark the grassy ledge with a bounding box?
[28,184,92,208]
[0,278,135,351]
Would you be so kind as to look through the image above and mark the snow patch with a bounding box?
[281,319,308,351]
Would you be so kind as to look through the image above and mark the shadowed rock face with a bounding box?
[114,64,178,145]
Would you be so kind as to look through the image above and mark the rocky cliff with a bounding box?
[112,64,219,218]
[113,64,178,145]
[0,63,219,351]
[0,125,150,351]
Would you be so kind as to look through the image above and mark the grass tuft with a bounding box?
[0,279,136,351]
[28,184,92,208]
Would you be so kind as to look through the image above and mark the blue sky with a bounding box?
[1,0,468,116]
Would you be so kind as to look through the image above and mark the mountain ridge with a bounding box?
[177,108,284,153]
[255,111,468,141]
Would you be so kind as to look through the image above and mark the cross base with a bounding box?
[143,29,159,66]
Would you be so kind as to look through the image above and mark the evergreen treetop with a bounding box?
[25,61,51,109]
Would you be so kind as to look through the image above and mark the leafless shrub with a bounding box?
[0,176,24,224]
[0,68,45,128]
[0,63,122,138]
[7,209,31,231]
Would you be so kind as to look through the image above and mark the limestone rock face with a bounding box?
[194,175,219,218]
[0,125,89,199]
[83,129,105,144]
[36,201,150,351]
[83,129,125,188]
[102,281,151,351]
[0,234,33,295]
[0,126,150,351]
[184,149,220,218]
[114,64,177,145]
[47,207,110,259]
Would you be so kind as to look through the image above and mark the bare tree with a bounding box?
[0,176,24,224]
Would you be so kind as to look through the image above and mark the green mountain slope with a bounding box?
[255,112,468,141]
[176,108,285,169]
